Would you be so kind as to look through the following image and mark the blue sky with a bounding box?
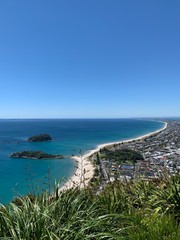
[0,0,180,118]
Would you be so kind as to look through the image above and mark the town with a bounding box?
[92,120,180,185]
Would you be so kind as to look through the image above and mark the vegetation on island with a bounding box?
[0,175,179,239]
[10,151,63,159]
[27,134,52,142]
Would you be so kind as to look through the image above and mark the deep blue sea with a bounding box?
[0,119,164,204]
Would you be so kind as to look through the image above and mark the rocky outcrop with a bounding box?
[10,151,63,159]
[27,134,52,142]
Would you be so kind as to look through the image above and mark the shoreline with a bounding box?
[60,121,168,190]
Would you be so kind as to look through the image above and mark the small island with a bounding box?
[10,151,63,159]
[27,134,52,142]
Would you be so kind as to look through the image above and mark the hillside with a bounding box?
[0,175,179,239]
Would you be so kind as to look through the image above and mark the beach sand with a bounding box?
[60,121,168,191]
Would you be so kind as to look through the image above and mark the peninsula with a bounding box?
[61,121,168,190]
[10,151,63,160]
[27,134,52,142]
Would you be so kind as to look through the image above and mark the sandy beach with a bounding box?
[60,121,168,190]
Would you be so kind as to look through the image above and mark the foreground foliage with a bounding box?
[0,175,180,239]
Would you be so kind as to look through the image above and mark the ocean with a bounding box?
[0,118,164,204]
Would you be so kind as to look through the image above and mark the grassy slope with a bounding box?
[0,175,180,239]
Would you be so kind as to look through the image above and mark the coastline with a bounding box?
[60,121,168,190]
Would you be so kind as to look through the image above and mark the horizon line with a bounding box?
[0,117,179,120]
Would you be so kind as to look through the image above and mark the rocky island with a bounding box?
[27,134,52,142]
[10,151,63,159]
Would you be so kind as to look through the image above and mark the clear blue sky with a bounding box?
[0,0,179,118]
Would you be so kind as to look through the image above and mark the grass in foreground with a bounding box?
[0,175,179,239]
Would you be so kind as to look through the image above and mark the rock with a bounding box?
[10,151,63,159]
[27,134,52,142]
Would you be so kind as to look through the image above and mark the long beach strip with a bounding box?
[60,121,167,190]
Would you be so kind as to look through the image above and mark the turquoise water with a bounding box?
[0,119,164,204]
